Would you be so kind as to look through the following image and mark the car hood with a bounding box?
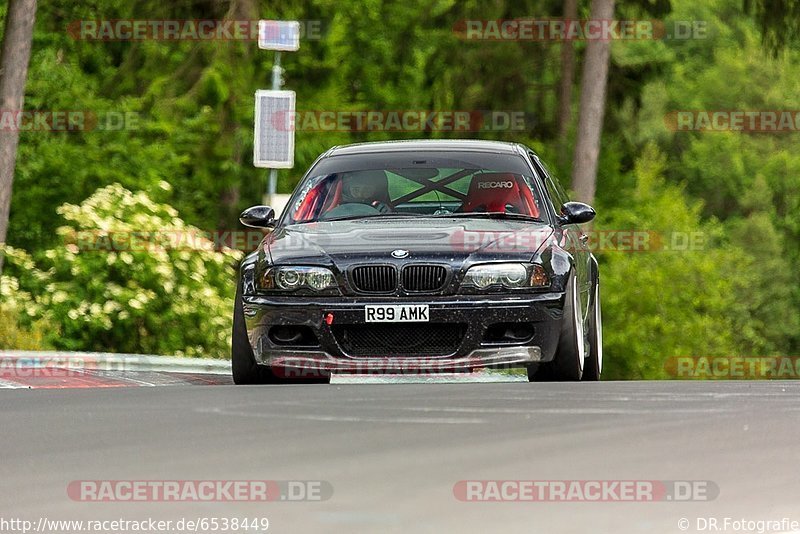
[263,218,554,267]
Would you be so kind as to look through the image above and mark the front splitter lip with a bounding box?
[258,346,542,373]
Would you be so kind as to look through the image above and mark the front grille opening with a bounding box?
[268,325,319,347]
[483,322,535,345]
[402,265,448,292]
[332,323,466,357]
[350,265,397,293]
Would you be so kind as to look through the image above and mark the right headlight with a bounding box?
[258,266,338,293]
[461,263,550,291]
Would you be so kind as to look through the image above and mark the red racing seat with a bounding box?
[461,172,539,217]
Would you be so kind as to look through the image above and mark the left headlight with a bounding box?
[258,266,338,293]
[461,263,549,290]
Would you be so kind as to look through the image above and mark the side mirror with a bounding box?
[239,205,276,228]
[559,202,595,225]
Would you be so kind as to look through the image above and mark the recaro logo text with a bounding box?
[477,181,514,189]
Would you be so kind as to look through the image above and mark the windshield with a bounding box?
[285,167,545,224]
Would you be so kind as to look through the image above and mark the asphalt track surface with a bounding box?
[2,375,800,534]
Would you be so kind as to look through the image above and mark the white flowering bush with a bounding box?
[1,183,242,357]
[1,249,50,350]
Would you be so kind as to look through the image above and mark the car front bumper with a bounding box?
[242,293,565,374]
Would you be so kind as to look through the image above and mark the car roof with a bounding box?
[326,139,524,157]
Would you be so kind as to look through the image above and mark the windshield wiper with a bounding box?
[431,212,542,222]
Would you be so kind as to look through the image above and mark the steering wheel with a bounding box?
[370,200,392,214]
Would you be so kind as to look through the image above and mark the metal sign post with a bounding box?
[255,21,300,206]
[267,51,282,200]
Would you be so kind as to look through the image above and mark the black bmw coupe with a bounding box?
[233,140,601,383]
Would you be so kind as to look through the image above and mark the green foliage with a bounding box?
[743,0,800,52]
[2,185,241,357]
[633,0,800,356]
[599,145,747,379]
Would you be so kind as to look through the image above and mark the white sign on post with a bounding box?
[253,89,295,168]
[258,20,301,51]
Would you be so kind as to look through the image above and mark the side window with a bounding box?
[547,175,569,212]
[528,151,567,212]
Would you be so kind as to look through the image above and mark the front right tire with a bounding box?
[232,283,279,384]
[582,269,602,381]
[528,271,585,382]
[232,283,331,385]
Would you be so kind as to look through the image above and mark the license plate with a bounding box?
[365,304,429,323]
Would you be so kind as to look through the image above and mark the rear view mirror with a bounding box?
[239,205,276,228]
[559,202,595,225]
